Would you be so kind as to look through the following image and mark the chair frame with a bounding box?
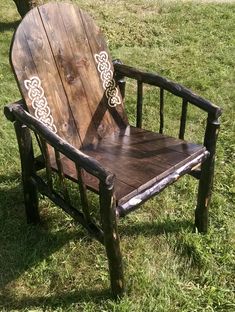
[4,60,221,298]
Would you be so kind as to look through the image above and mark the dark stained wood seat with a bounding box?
[4,2,222,298]
[49,126,208,209]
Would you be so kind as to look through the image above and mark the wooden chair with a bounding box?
[4,2,222,298]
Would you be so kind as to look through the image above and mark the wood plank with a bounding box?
[79,7,129,129]
[105,126,204,156]
[11,8,81,149]
[48,155,135,201]
[82,128,206,192]
[39,2,128,146]
[43,125,206,204]
[38,3,98,147]
[117,151,209,216]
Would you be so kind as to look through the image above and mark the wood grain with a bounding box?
[11,2,129,151]
[11,8,81,149]
[46,126,207,206]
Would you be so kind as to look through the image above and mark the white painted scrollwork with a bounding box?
[94,51,121,107]
[24,76,57,133]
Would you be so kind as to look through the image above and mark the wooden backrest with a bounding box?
[10,2,128,149]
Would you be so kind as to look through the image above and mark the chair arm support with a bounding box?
[113,63,222,118]
[4,102,114,187]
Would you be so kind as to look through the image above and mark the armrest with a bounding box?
[114,63,222,118]
[4,102,114,186]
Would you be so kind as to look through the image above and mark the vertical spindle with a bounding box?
[40,138,53,190]
[137,80,143,128]
[179,99,188,139]
[76,165,91,223]
[159,88,164,134]
[113,59,126,104]
[54,149,70,202]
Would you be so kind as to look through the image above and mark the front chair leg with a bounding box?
[14,121,40,224]
[195,159,213,233]
[99,180,124,299]
[195,113,220,233]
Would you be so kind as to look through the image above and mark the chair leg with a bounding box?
[14,121,40,224]
[99,182,124,299]
[23,178,39,224]
[195,160,213,233]
[195,113,220,233]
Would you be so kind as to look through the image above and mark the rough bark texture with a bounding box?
[13,0,43,18]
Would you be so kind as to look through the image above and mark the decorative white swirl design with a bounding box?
[94,51,121,107]
[24,76,57,133]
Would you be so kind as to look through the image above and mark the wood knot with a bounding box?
[75,57,89,68]
[66,74,75,84]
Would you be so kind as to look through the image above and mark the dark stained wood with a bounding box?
[75,165,91,223]
[195,113,220,232]
[159,88,164,134]
[38,2,101,146]
[11,2,129,152]
[99,181,124,298]
[82,126,208,201]
[6,1,222,298]
[136,81,143,128]
[52,156,136,203]
[4,99,25,121]
[40,137,53,190]
[179,99,188,139]
[79,8,129,129]
[14,120,40,224]
[10,8,82,149]
[6,101,208,209]
[32,174,104,244]
[42,125,208,206]
[113,59,126,103]
[54,149,70,202]
[117,151,208,217]
[6,103,114,184]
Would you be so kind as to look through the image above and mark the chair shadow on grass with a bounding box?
[0,172,112,308]
[119,219,192,237]
[0,172,194,309]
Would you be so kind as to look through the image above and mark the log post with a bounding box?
[99,176,124,298]
[113,59,126,102]
[14,121,40,224]
[195,113,220,233]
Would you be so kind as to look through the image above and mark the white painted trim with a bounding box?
[94,51,121,107]
[24,76,57,133]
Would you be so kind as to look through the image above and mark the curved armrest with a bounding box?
[114,63,222,118]
[4,102,114,186]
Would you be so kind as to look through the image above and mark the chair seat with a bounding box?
[48,126,208,210]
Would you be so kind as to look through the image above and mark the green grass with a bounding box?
[0,0,235,311]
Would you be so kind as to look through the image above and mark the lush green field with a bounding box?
[0,0,234,311]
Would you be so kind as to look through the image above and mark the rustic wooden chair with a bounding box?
[4,2,222,298]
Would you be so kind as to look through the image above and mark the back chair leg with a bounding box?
[99,181,124,299]
[14,121,40,224]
